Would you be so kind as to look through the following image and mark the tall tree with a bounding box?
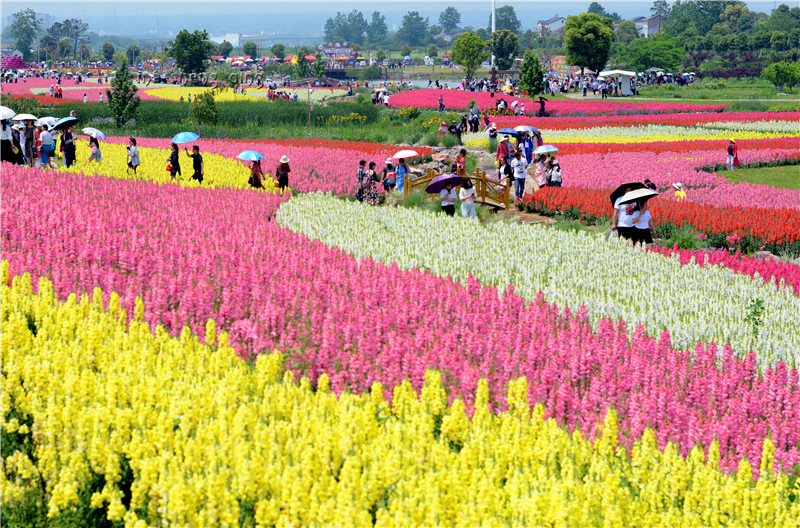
[518,49,545,95]
[398,12,430,46]
[106,58,141,128]
[615,20,640,44]
[617,33,687,72]
[346,10,368,45]
[428,44,439,57]
[242,42,257,58]
[189,90,222,136]
[695,1,745,34]
[217,41,233,58]
[9,9,42,62]
[564,13,614,75]
[295,46,310,78]
[439,7,462,33]
[167,29,215,74]
[48,19,90,60]
[102,43,115,62]
[271,43,286,60]
[490,30,520,70]
[651,0,671,18]
[761,61,800,92]
[311,54,326,78]
[451,32,490,82]
[489,6,522,35]
[127,45,141,65]
[587,3,621,22]
[368,12,388,44]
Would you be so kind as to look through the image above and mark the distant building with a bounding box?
[642,15,663,37]
[537,16,566,35]
[209,33,241,47]
[630,16,648,32]
[5,12,55,30]
[434,28,466,43]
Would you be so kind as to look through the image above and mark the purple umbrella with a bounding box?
[425,173,462,194]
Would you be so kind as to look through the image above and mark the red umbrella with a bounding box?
[305,55,317,61]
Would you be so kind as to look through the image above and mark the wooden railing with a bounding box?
[404,168,510,210]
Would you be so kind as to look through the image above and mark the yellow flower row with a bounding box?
[2,268,798,527]
[143,86,269,103]
[57,140,281,192]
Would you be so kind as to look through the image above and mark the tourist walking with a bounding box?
[276,155,291,192]
[727,138,738,170]
[356,159,368,201]
[394,158,408,193]
[126,137,140,174]
[61,126,76,167]
[184,145,204,183]
[440,182,456,216]
[631,199,653,246]
[547,159,562,187]
[460,177,477,217]
[168,143,180,178]
[249,159,264,189]
[496,136,510,165]
[23,119,36,167]
[0,119,14,162]
[364,161,380,206]
[533,154,548,189]
[511,150,528,200]
[85,136,104,166]
[611,186,636,240]
[454,148,467,175]
[381,158,396,192]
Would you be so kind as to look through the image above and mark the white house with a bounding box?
[630,16,647,32]
[537,16,566,35]
[642,15,663,37]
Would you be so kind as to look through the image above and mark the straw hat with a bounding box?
[280,155,290,163]
[672,182,684,190]
[500,136,509,142]
[729,138,736,143]
[385,157,393,165]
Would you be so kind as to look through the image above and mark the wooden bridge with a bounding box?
[404,168,510,210]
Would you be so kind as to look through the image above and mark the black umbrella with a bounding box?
[609,182,647,206]
[52,116,78,131]
[617,188,659,205]
[497,128,520,137]
[538,97,549,101]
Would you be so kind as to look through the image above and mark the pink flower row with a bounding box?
[2,163,798,475]
[389,89,726,114]
[490,111,800,130]
[103,135,392,196]
[649,246,800,296]
[0,77,167,101]
[557,148,800,210]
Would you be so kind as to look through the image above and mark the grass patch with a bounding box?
[723,165,800,191]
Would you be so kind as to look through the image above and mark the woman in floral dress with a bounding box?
[364,161,380,206]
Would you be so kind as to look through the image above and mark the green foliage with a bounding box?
[242,42,257,58]
[189,90,222,136]
[400,45,412,57]
[217,40,233,58]
[489,6,522,34]
[490,30,520,70]
[761,61,800,92]
[518,49,545,96]
[744,298,765,339]
[654,225,710,250]
[312,54,326,78]
[587,2,622,22]
[357,66,380,81]
[1,93,42,115]
[168,29,215,74]
[9,9,42,62]
[126,45,140,65]
[106,59,141,127]
[324,10,369,46]
[45,18,90,61]
[428,45,439,57]
[367,12,388,45]
[398,12,431,46]
[565,13,615,74]
[617,33,687,73]
[270,43,286,60]
[451,32,490,82]
[442,134,459,148]
[376,50,387,62]
[615,20,640,45]
[439,7,462,32]
[102,42,115,61]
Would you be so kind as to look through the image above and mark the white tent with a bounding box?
[599,69,637,96]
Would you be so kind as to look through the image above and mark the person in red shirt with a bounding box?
[496,136,510,165]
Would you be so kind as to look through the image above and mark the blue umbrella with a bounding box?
[498,128,520,137]
[425,173,462,194]
[532,144,559,155]
[52,116,78,131]
[236,150,264,161]
[172,131,199,144]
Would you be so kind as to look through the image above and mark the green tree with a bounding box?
[105,58,141,128]
[213,62,240,98]
[766,4,796,32]
[451,32,490,82]
[489,6,522,34]
[167,30,215,74]
[771,31,789,51]
[790,28,800,49]
[242,41,257,58]
[761,61,800,92]
[271,43,286,60]
[9,9,42,62]
[102,42,115,62]
[490,29,520,70]
[127,45,141,65]
[189,90,222,136]
[311,54,326,78]
[439,7,462,32]
[615,20,640,44]
[217,40,233,58]
[368,12,388,44]
[400,45,412,57]
[617,33,687,73]
[55,39,72,61]
[565,13,614,75]
[518,49,545,96]
[295,47,310,78]
[46,19,90,60]
[651,0,671,18]
[428,44,439,57]
[398,11,431,46]
[376,50,387,62]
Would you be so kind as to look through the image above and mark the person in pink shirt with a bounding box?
[496,136,510,165]
[533,155,548,189]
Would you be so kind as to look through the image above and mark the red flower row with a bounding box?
[550,137,800,155]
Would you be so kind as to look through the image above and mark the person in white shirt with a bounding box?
[459,177,477,217]
[611,187,636,241]
[440,182,457,216]
[510,150,528,200]
[37,126,52,168]
[547,159,562,187]
[127,137,141,174]
[631,199,653,246]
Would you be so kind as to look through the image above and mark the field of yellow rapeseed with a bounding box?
[2,266,798,528]
[57,140,281,192]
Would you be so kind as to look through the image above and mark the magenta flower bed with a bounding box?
[650,246,800,296]
[390,89,726,114]
[557,148,800,210]
[0,76,167,101]
[3,163,799,474]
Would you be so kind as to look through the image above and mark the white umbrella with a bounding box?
[393,149,418,159]
[532,145,559,155]
[82,127,107,141]
[35,116,58,127]
[618,188,659,205]
[515,125,541,134]
[0,105,15,120]
[12,113,38,121]
[510,100,518,109]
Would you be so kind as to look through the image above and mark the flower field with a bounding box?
[142,86,346,103]
[3,82,800,526]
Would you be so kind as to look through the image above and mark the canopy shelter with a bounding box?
[599,70,637,96]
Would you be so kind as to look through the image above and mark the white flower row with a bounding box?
[277,194,800,368]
